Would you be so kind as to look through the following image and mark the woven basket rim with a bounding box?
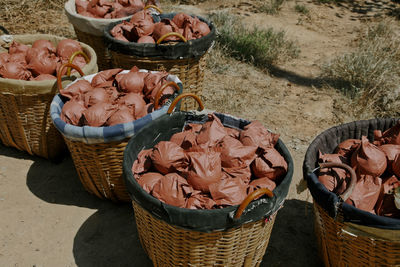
[0,33,97,93]
[303,117,400,228]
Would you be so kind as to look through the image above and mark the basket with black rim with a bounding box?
[104,12,216,111]
[303,118,400,267]
[123,94,294,266]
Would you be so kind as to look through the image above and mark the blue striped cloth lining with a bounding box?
[50,70,182,144]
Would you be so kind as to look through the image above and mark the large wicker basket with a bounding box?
[123,94,294,266]
[51,65,183,202]
[104,13,215,111]
[0,34,98,160]
[64,0,133,70]
[303,118,400,267]
[132,195,276,267]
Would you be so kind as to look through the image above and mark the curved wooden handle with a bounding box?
[154,81,180,110]
[234,188,274,219]
[57,63,85,92]
[156,32,187,44]
[319,162,357,202]
[144,4,163,13]
[167,93,204,114]
[67,51,89,76]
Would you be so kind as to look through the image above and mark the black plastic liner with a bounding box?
[303,118,400,230]
[103,13,216,59]
[123,112,294,232]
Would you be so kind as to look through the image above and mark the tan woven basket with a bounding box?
[55,64,182,202]
[314,202,400,267]
[0,34,98,160]
[64,138,131,202]
[312,163,400,267]
[110,51,206,111]
[132,188,277,267]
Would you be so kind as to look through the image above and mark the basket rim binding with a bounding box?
[50,69,183,144]
[103,12,216,59]
[0,33,97,93]
[303,117,400,230]
[123,111,294,232]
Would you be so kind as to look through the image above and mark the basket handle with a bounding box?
[154,81,180,110]
[144,4,163,13]
[0,26,9,35]
[57,63,85,92]
[167,93,204,114]
[156,32,187,44]
[67,51,90,76]
[319,162,357,202]
[234,188,274,219]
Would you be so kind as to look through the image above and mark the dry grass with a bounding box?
[208,11,299,70]
[0,0,75,38]
[294,4,309,15]
[259,0,286,14]
[322,21,400,118]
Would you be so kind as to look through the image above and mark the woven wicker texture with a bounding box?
[0,92,66,159]
[64,138,130,202]
[132,200,276,267]
[0,34,97,160]
[74,27,111,71]
[314,202,400,267]
[110,51,205,111]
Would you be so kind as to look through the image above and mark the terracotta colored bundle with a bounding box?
[111,12,211,43]
[133,114,286,209]
[75,0,158,19]
[60,67,177,127]
[318,123,400,218]
[0,39,87,81]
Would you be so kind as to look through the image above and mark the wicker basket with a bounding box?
[132,198,276,267]
[303,118,400,267]
[51,64,183,202]
[104,13,215,111]
[0,34,98,160]
[123,94,294,266]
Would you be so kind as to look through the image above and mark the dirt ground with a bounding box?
[1,0,399,266]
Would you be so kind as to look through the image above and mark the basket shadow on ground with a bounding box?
[25,152,102,209]
[0,143,150,266]
[262,199,322,267]
[73,199,321,267]
[73,204,152,267]
[0,143,38,161]
[14,143,152,266]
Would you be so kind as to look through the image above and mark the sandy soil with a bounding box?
[1,0,399,266]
